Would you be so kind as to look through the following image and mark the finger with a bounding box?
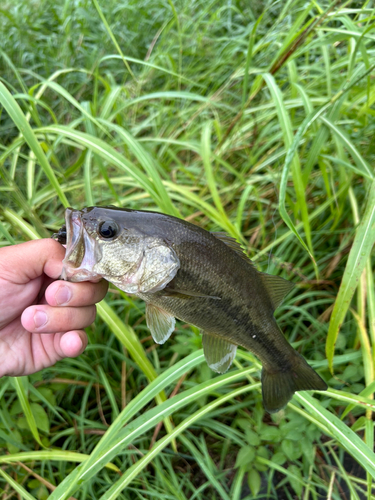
[0,239,65,283]
[21,304,96,334]
[56,330,88,358]
[45,279,108,307]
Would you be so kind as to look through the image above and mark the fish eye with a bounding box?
[98,220,119,239]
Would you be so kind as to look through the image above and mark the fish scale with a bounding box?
[57,206,327,413]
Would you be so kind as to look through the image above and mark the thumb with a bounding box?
[0,239,66,284]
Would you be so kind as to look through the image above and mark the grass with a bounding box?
[1,0,375,498]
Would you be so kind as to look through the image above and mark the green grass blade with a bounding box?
[0,82,69,207]
[0,49,28,94]
[351,308,374,388]
[201,121,240,238]
[2,209,41,239]
[96,300,175,446]
[98,120,179,216]
[262,73,315,263]
[83,150,94,206]
[367,257,375,358]
[179,434,231,500]
[320,116,373,178]
[295,392,375,479]
[42,81,109,136]
[231,467,247,500]
[92,0,136,81]
[92,351,205,451]
[255,456,307,489]
[13,377,43,447]
[253,182,349,261]
[365,418,374,500]
[165,181,246,242]
[324,388,375,411]
[96,300,159,384]
[201,122,223,216]
[329,445,362,500]
[99,385,253,500]
[0,451,119,471]
[48,366,258,500]
[0,161,49,237]
[326,179,375,371]
[0,219,15,244]
[37,125,161,206]
[99,55,201,87]
[97,366,120,420]
[0,468,37,500]
[46,351,205,500]
[242,14,264,108]
[341,380,375,420]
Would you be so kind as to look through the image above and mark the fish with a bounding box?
[54,206,327,413]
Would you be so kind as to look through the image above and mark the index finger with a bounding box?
[0,239,65,284]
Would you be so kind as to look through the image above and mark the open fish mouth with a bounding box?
[60,208,102,283]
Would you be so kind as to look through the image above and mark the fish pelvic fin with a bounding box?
[202,332,237,373]
[261,353,327,414]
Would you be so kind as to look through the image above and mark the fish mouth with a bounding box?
[61,208,102,283]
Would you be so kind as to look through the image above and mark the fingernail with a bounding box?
[34,310,48,329]
[55,285,72,305]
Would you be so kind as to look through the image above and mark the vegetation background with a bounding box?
[0,0,375,498]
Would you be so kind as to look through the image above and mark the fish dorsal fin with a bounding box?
[202,331,237,374]
[211,232,254,266]
[146,304,175,344]
[260,273,295,311]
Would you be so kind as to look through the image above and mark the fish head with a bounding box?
[60,206,180,294]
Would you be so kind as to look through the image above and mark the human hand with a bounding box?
[0,239,108,377]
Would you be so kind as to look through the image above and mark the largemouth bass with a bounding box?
[54,206,327,413]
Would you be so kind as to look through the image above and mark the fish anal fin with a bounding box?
[260,273,295,311]
[261,353,327,413]
[202,331,237,374]
[146,304,175,344]
[211,232,255,267]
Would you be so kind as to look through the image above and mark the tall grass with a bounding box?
[1,0,375,498]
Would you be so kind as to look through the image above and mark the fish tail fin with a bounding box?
[261,353,327,413]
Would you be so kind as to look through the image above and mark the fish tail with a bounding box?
[261,353,327,413]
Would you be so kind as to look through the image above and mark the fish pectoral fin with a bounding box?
[146,304,175,344]
[260,273,295,311]
[261,353,327,414]
[202,332,237,374]
[163,287,221,300]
